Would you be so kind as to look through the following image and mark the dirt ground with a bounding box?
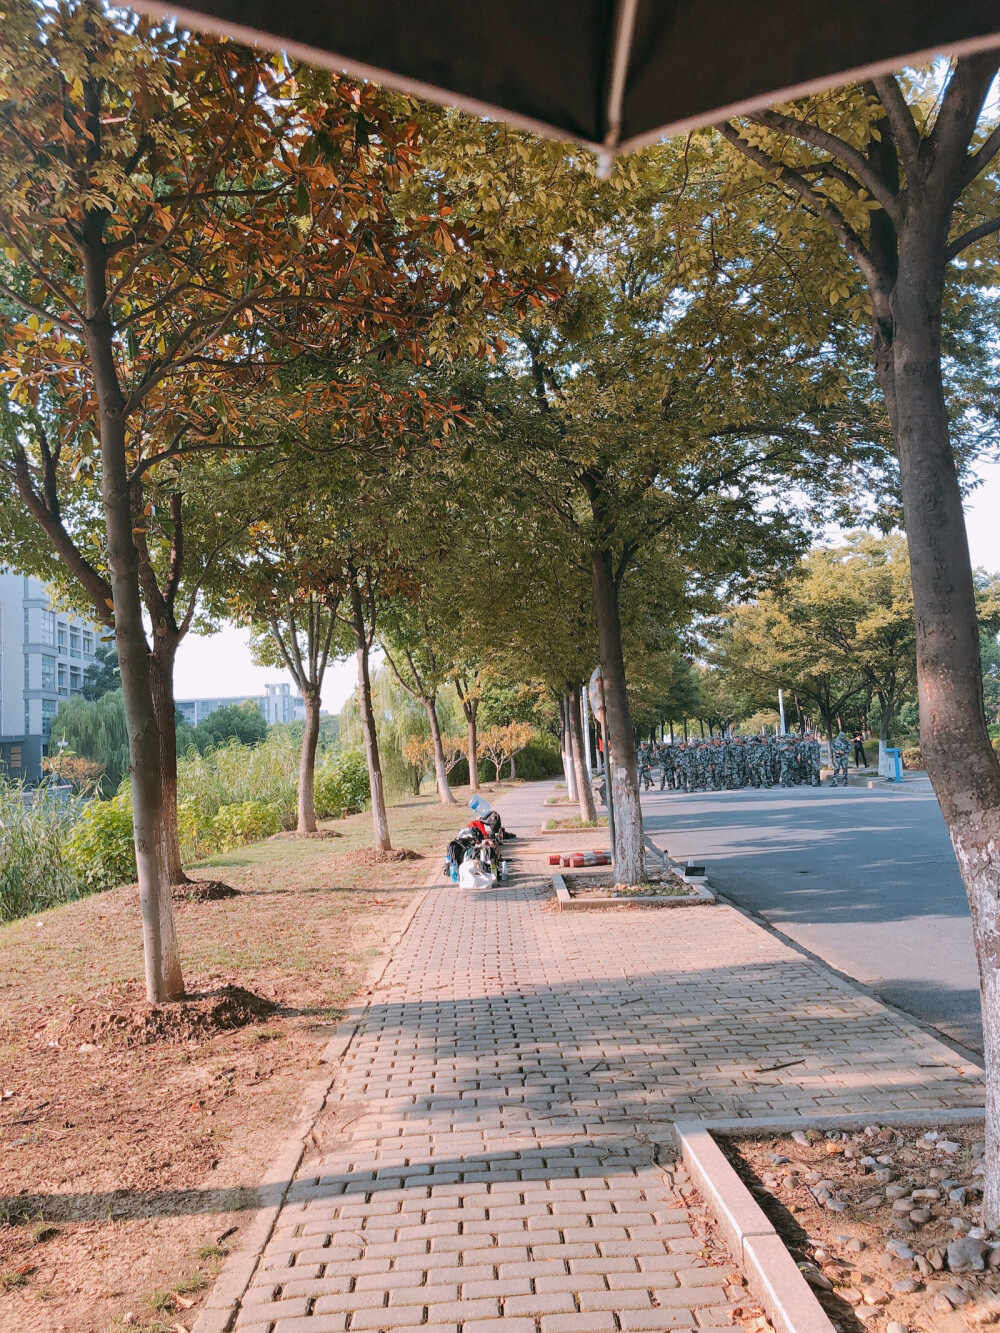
[724,1122,994,1333]
[0,784,500,1333]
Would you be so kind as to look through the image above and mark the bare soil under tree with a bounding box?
[0,790,500,1332]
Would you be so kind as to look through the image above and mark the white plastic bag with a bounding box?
[458,859,492,889]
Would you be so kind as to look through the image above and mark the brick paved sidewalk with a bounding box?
[207,781,983,1333]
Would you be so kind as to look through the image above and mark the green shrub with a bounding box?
[177,732,299,829]
[902,745,923,770]
[64,788,136,892]
[0,783,83,921]
[210,800,283,851]
[315,747,370,818]
[513,734,562,780]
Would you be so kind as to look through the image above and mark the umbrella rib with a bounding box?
[602,0,639,160]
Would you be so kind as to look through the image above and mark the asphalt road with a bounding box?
[639,780,983,1055]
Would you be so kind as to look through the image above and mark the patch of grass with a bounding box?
[31,1222,58,1243]
[110,1317,174,1333]
[196,1243,229,1261]
[174,1269,207,1295]
[544,815,608,830]
[0,1264,31,1290]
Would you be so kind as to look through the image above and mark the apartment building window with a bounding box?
[70,625,81,658]
[58,663,68,695]
[41,655,56,690]
[82,630,94,655]
[57,622,68,652]
[41,699,56,739]
[42,610,55,646]
[70,666,82,693]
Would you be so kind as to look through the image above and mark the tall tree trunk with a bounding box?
[561,693,578,802]
[509,754,517,780]
[877,689,893,776]
[297,690,321,833]
[85,243,183,1004]
[887,253,1000,1225]
[568,681,597,823]
[349,587,391,852]
[466,713,479,791]
[590,549,644,882]
[149,635,188,884]
[456,681,480,792]
[424,695,456,805]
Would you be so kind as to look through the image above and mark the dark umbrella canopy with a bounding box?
[149,0,1000,152]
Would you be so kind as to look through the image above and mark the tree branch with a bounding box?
[747,108,901,218]
[870,75,922,177]
[717,121,883,291]
[946,214,1000,262]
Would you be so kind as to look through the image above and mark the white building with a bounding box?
[0,570,100,781]
[176,681,306,728]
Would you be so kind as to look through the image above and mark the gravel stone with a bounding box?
[886,1241,915,1260]
[940,1284,971,1305]
[947,1238,987,1273]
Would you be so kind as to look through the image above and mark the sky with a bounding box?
[173,461,1000,717]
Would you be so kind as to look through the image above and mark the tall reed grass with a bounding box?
[0,783,82,922]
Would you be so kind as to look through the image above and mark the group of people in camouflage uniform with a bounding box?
[635,734,831,792]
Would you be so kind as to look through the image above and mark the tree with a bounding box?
[50,690,130,794]
[718,70,1000,1219]
[453,669,483,793]
[82,643,120,700]
[194,701,268,751]
[425,123,892,882]
[380,623,457,806]
[257,597,335,832]
[480,722,535,782]
[712,596,868,745]
[0,4,459,999]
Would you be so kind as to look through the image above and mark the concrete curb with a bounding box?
[192,887,429,1333]
[551,869,715,910]
[675,1108,987,1333]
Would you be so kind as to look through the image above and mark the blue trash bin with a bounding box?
[885,747,903,783]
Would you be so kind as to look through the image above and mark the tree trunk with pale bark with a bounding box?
[590,548,644,883]
[298,690,321,833]
[568,681,597,823]
[425,695,457,805]
[149,635,188,885]
[349,583,391,853]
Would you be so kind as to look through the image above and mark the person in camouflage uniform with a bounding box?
[830,731,851,786]
[643,733,843,793]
